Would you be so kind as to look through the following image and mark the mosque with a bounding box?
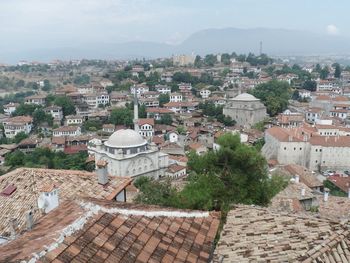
[88,97,169,178]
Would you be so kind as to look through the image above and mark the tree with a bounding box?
[319,66,329,80]
[109,108,133,127]
[204,54,217,66]
[54,96,76,116]
[42,79,51,91]
[334,63,342,78]
[158,93,170,107]
[251,80,291,116]
[135,133,287,211]
[13,132,28,144]
[138,104,147,118]
[33,109,53,126]
[15,80,25,88]
[13,103,39,116]
[73,74,90,85]
[194,55,203,68]
[159,114,173,125]
[302,80,317,91]
[221,53,231,65]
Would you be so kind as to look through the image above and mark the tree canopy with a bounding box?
[135,133,287,211]
[250,80,291,116]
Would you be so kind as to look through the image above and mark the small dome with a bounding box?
[232,93,259,101]
[105,129,147,148]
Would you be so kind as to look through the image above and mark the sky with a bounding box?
[0,0,349,54]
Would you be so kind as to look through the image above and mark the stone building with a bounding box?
[88,129,169,178]
[223,93,267,127]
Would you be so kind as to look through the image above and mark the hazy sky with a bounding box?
[0,0,348,51]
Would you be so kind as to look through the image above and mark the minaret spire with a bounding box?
[133,87,139,132]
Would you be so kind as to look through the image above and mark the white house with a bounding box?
[130,85,149,96]
[65,115,84,126]
[138,118,155,138]
[155,85,171,94]
[165,164,186,179]
[3,103,19,116]
[3,116,33,138]
[200,89,211,99]
[45,106,63,121]
[168,131,179,143]
[170,93,183,103]
[53,126,81,137]
[25,94,47,106]
[298,89,311,99]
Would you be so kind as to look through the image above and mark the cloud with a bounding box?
[326,24,339,35]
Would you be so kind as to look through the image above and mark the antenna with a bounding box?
[259,41,263,56]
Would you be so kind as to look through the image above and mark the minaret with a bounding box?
[133,87,139,132]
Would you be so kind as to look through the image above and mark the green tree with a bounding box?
[194,55,203,68]
[334,63,342,78]
[204,54,217,66]
[54,96,76,116]
[319,66,329,80]
[158,93,170,107]
[42,79,51,91]
[73,74,90,85]
[221,53,231,65]
[110,107,133,126]
[159,113,173,125]
[302,80,317,91]
[138,104,147,118]
[13,104,39,116]
[13,132,29,144]
[251,80,291,116]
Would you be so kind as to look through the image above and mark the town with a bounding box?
[0,51,350,262]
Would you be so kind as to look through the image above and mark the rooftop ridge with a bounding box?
[80,200,210,218]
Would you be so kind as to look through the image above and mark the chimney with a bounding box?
[301,188,306,197]
[26,210,34,230]
[295,175,300,183]
[96,160,109,185]
[288,135,293,142]
[38,184,59,214]
[9,218,17,240]
[324,188,330,202]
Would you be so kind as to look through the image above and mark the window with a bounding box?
[284,147,286,150]
[316,149,318,152]
[300,148,302,150]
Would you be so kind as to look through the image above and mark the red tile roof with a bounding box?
[137,118,155,126]
[0,199,220,262]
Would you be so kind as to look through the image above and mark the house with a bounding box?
[3,116,33,138]
[24,94,46,106]
[17,138,39,153]
[298,89,311,99]
[52,126,81,137]
[155,84,171,94]
[139,97,160,107]
[0,197,219,262]
[306,107,324,123]
[44,106,63,121]
[83,92,109,108]
[188,142,207,155]
[167,131,179,143]
[130,84,149,96]
[138,118,155,138]
[282,164,323,191]
[160,72,173,83]
[102,124,115,133]
[146,107,174,120]
[109,92,129,107]
[199,89,211,99]
[0,167,133,240]
[169,93,182,102]
[165,163,186,178]
[65,115,84,126]
[3,103,19,116]
[163,101,199,114]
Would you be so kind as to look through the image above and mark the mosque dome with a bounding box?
[105,129,147,148]
[232,93,259,101]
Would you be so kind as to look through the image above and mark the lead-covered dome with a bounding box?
[105,129,147,148]
[231,93,259,101]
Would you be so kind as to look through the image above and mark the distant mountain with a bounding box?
[174,27,350,56]
[1,27,350,63]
